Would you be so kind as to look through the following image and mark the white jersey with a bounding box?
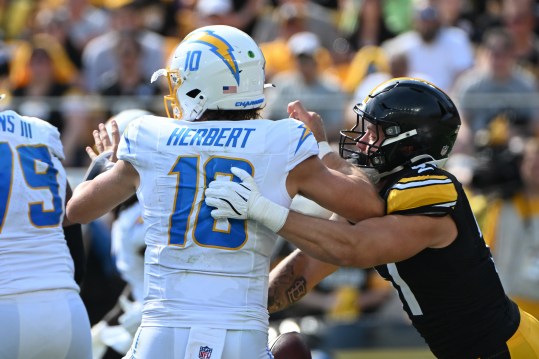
[0,110,78,296]
[117,116,318,332]
[111,201,146,302]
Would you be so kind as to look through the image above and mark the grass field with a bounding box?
[333,348,436,359]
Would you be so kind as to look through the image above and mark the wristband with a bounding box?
[251,195,290,233]
[318,141,333,159]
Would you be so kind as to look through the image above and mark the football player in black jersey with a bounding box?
[204,78,539,358]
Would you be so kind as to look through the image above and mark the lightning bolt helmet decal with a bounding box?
[183,29,240,85]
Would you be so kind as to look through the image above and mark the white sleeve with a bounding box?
[45,123,65,161]
[285,118,319,172]
[117,120,141,167]
[22,115,65,160]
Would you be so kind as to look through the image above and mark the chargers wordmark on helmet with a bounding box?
[235,98,264,108]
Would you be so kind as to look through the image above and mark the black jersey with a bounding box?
[375,161,519,359]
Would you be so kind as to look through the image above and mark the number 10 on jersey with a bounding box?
[168,155,253,250]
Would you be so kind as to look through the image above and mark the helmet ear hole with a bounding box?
[385,125,400,136]
[186,89,201,98]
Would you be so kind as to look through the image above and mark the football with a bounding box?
[270,331,312,359]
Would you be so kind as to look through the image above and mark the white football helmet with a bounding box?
[105,108,153,135]
[151,25,267,121]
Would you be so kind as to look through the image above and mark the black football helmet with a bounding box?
[340,77,461,176]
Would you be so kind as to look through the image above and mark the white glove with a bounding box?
[204,167,289,232]
[118,295,143,336]
[90,321,108,359]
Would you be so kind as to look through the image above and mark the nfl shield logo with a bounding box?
[199,346,212,359]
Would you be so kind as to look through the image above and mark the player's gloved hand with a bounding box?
[83,120,121,181]
[204,167,289,232]
[118,296,143,336]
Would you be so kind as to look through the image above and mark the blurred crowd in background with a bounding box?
[1,0,539,357]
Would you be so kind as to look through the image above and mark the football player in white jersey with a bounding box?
[66,25,383,359]
[0,109,92,358]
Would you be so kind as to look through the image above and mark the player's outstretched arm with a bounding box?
[205,161,384,232]
[286,155,384,224]
[67,160,138,224]
[67,119,138,224]
[268,249,337,313]
[205,167,454,267]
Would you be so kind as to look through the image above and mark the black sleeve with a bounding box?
[64,223,86,285]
